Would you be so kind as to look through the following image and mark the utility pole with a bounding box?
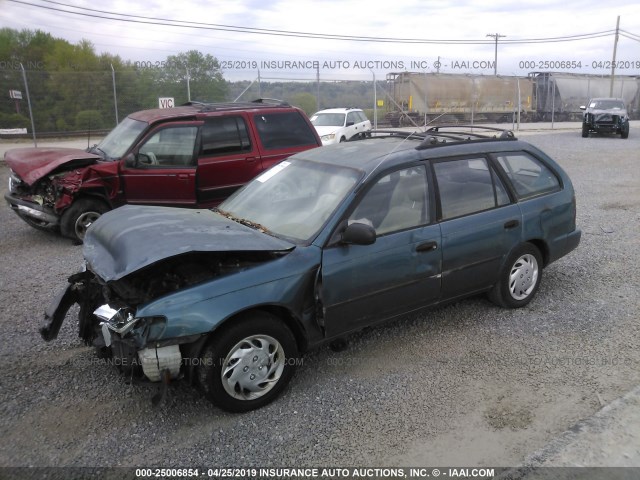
[609,16,620,97]
[487,33,505,75]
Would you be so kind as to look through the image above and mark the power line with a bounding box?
[7,0,633,45]
[619,29,640,42]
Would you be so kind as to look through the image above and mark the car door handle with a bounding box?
[246,156,256,163]
[416,241,438,252]
[504,219,520,229]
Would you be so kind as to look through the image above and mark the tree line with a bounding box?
[0,28,376,133]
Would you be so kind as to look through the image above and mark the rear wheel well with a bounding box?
[525,239,549,267]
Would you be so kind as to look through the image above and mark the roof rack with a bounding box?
[361,125,516,149]
[251,98,291,106]
[180,99,291,112]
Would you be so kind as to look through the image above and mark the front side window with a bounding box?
[434,157,508,220]
[350,166,429,236]
[138,126,198,167]
[495,152,560,199]
[254,112,319,149]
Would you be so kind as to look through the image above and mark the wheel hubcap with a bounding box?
[508,253,539,301]
[75,211,101,239]
[221,334,285,401]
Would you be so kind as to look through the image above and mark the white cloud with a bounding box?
[1,0,639,80]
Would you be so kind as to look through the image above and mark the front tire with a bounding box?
[489,243,543,308]
[60,198,109,242]
[621,124,629,139]
[581,124,589,138]
[198,312,298,413]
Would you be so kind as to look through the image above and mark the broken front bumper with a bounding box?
[41,278,82,341]
[5,192,60,227]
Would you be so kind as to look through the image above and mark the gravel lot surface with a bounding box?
[1,126,639,470]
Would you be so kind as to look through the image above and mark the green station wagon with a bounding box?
[43,127,581,412]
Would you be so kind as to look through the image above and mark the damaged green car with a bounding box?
[42,127,581,412]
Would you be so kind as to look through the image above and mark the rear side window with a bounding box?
[254,112,319,149]
[495,152,560,199]
[201,117,251,156]
[434,157,510,220]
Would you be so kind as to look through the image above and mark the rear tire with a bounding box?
[489,243,543,308]
[198,312,298,413]
[60,198,109,242]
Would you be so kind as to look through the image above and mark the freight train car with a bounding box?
[530,72,640,121]
[387,71,640,125]
[386,72,534,126]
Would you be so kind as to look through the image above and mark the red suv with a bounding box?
[5,100,321,241]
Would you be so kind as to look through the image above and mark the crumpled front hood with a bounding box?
[588,108,628,117]
[4,147,100,185]
[83,205,295,281]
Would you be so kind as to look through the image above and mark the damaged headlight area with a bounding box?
[41,250,271,386]
[94,305,181,382]
[8,170,58,207]
[95,305,167,351]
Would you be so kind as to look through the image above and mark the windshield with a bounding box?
[590,100,625,110]
[310,113,346,127]
[219,159,361,242]
[92,117,147,159]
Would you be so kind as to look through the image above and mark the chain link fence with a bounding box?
[0,68,386,139]
[2,68,638,139]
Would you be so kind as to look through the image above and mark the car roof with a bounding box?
[313,108,362,114]
[292,129,530,176]
[128,100,301,123]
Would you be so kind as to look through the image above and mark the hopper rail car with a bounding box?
[385,72,640,126]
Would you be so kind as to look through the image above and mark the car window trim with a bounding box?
[198,115,253,158]
[430,154,514,222]
[325,162,432,247]
[134,121,202,169]
[489,150,563,201]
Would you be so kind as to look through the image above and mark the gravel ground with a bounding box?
[0,127,639,470]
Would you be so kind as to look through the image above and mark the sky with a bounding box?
[1,0,640,82]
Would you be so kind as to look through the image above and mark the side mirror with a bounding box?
[341,222,376,245]
[124,153,138,168]
[579,106,586,110]
[346,121,355,127]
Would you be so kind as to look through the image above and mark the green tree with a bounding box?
[288,92,318,116]
[155,50,227,104]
